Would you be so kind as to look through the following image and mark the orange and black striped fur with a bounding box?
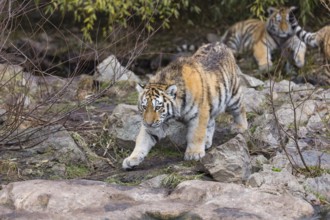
[122,42,248,169]
[221,6,306,70]
[289,13,330,85]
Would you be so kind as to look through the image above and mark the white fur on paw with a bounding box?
[184,150,205,161]
[205,141,212,149]
[122,157,141,170]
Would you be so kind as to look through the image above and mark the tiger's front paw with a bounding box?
[122,156,142,170]
[184,149,205,161]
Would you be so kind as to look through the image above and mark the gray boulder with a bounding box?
[201,134,251,183]
[108,104,187,146]
[94,55,140,83]
[247,165,305,198]
[0,179,314,220]
[304,174,330,203]
[242,87,267,113]
[252,113,281,148]
[238,72,264,88]
[290,150,330,170]
[275,100,316,130]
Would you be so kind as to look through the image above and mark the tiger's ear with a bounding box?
[136,83,145,93]
[267,7,277,15]
[166,85,177,98]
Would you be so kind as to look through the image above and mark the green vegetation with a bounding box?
[304,185,330,205]
[161,172,204,189]
[40,0,200,41]
[35,0,322,42]
[105,174,144,186]
[249,125,258,134]
[298,166,330,178]
[148,144,183,158]
[116,91,138,105]
[246,112,259,122]
[271,167,282,172]
[66,164,90,178]
[0,159,19,177]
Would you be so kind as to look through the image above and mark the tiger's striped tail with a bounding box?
[289,13,319,47]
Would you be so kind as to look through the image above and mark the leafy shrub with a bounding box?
[36,0,200,41]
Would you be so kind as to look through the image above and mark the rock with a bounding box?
[264,79,300,93]
[95,55,141,83]
[252,113,281,148]
[304,174,330,203]
[263,80,316,103]
[270,153,293,173]
[290,150,330,169]
[275,100,316,129]
[250,154,269,173]
[108,104,187,146]
[285,138,310,153]
[246,172,264,187]
[247,165,305,198]
[243,87,267,113]
[169,180,313,219]
[238,72,264,88]
[140,174,168,188]
[0,64,38,108]
[0,125,88,182]
[201,134,251,183]
[0,179,314,219]
[306,114,325,132]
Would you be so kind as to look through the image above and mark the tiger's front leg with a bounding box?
[184,113,209,161]
[122,125,158,169]
[253,41,273,71]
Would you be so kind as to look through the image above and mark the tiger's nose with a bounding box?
[143,116,156,127]
[143,120,154,126]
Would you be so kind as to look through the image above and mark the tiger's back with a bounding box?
[122,42,247,169]
[149,43,243,121]
[221,19,265,54]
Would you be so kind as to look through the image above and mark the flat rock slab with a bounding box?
[0,179,314,219]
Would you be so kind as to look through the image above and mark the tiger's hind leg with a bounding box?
[205,118,215,149]
[227,91,248,133]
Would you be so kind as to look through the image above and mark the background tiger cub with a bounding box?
[122,42,248,170]
[221,6,306,71]
[289,13,330,85]
[289,14,330,63]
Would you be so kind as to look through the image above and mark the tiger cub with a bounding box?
[221,6,306,71]
[289,14,330,63]
[122,42,248,170]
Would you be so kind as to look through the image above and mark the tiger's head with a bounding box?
[136,83,177,128]
[266,6,297,38]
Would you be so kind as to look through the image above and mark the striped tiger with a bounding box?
[289,13,330,85]
[221,6,306,71]
[122,42,248,169]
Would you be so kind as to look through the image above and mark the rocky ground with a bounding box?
[0,53,330,219]
[0,25,330,219]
